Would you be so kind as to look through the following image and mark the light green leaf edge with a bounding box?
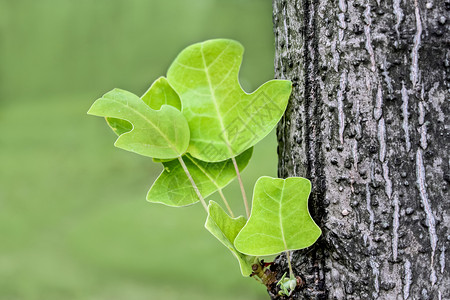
[88,88,190,159]
[147,148,253,207]
[205,201,256,276]
[167,38,292,162]
[234,176,321,256]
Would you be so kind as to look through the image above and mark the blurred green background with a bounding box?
[0,1,278,299]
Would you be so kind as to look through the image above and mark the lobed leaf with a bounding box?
[234,176,321,256]
[205,201,255,276]
[167,39,292,162]
[88,88,189,159]
[147,148,252,207]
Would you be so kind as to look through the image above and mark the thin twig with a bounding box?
[231,156,250,218]
[218,189,234,217]
[177,156,208,212]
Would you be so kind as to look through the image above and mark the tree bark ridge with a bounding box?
[273,0,449,299]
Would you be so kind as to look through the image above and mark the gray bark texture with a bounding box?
[272,0,449,299]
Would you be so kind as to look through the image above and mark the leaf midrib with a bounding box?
[200,42,232,154]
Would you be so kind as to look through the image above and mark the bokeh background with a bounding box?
[0,1,278,299]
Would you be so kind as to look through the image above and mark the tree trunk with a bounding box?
[272,0,449,299]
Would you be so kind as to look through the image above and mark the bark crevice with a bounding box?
[273,0,449,299]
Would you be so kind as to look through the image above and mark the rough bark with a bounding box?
[272,0,449,299]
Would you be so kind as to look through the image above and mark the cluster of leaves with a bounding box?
[88,39,321,287]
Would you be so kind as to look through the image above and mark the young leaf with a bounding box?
[167,39,292,162]
[205,201,255,276]
[141,76,182,111]
[88,88,189,159]
[234,176,321,256]
[147,148,252,206]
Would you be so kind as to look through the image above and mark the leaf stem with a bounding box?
[218,189,234,217]
[177,156,208,212]
[231,156,250,218]
[286,250,294,278]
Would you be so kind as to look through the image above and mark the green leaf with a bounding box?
[88,88,189,159]
[167,39,292,162]
[147,148,252,206]
[234,176,321,256]
[205,201,255,276]
[141,76,182,111]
